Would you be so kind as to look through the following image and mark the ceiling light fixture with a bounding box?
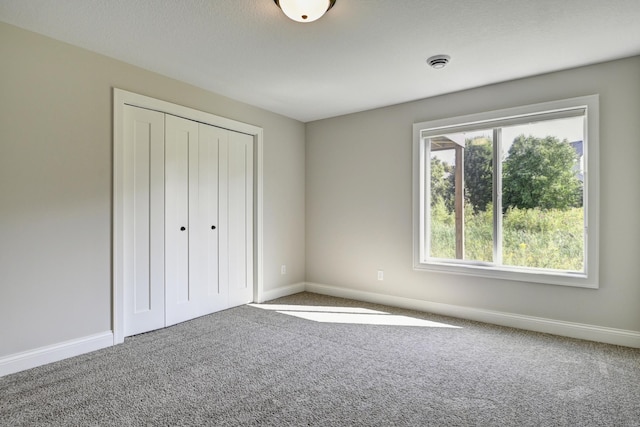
[427,55,451,69]
[274,0,336,23]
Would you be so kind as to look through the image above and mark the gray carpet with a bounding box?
[1,292,639,426]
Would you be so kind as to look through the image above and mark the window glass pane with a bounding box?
[463,132,493,263]
[429,138,456,259]
[500,116,585,272]
[429,130,493,262]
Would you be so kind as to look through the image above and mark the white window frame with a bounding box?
[412,95,599,288]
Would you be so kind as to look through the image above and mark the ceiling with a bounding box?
[1,0,640,122]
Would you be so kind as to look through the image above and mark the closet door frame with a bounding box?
[113,88,264,345]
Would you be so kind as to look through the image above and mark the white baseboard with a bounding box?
[0,331,114,377]
[260,282,306,303]
[304,282,640,348]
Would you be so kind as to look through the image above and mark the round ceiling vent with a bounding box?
[427,54,451,69]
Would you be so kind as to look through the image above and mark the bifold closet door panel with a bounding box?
[123,105,165,336]
[227,131,254,307]
[165,114,200,327]
[196,124,225,315]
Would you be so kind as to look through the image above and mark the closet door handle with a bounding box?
[180,226,186,231]
[211,225,216,230]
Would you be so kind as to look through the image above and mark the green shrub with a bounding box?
[430,206,584,271]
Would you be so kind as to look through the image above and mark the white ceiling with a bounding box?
[2,0,640,122]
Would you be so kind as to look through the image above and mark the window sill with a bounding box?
[414,260,598,289]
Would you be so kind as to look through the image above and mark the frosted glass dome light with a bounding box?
[274,0,336,23]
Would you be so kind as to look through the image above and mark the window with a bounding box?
[413,96,599,288]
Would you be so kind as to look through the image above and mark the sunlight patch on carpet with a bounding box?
[249,304,461,328]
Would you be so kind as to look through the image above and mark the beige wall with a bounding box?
[0,22,306,357]
[306,56,640,332]
[2,18,639,361]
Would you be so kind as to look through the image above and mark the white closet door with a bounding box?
[165,115,200,326]
[122,105,255,336]
[226,131,254,307]
[196,124,225,314]
[123,106,165,336]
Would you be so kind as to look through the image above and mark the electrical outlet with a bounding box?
[377,270,384,281]
[281,264,287,275]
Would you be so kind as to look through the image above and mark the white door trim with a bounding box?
[113,88,264,344]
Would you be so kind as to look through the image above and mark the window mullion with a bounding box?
[493,128,503,265]
[422,138,430,262]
